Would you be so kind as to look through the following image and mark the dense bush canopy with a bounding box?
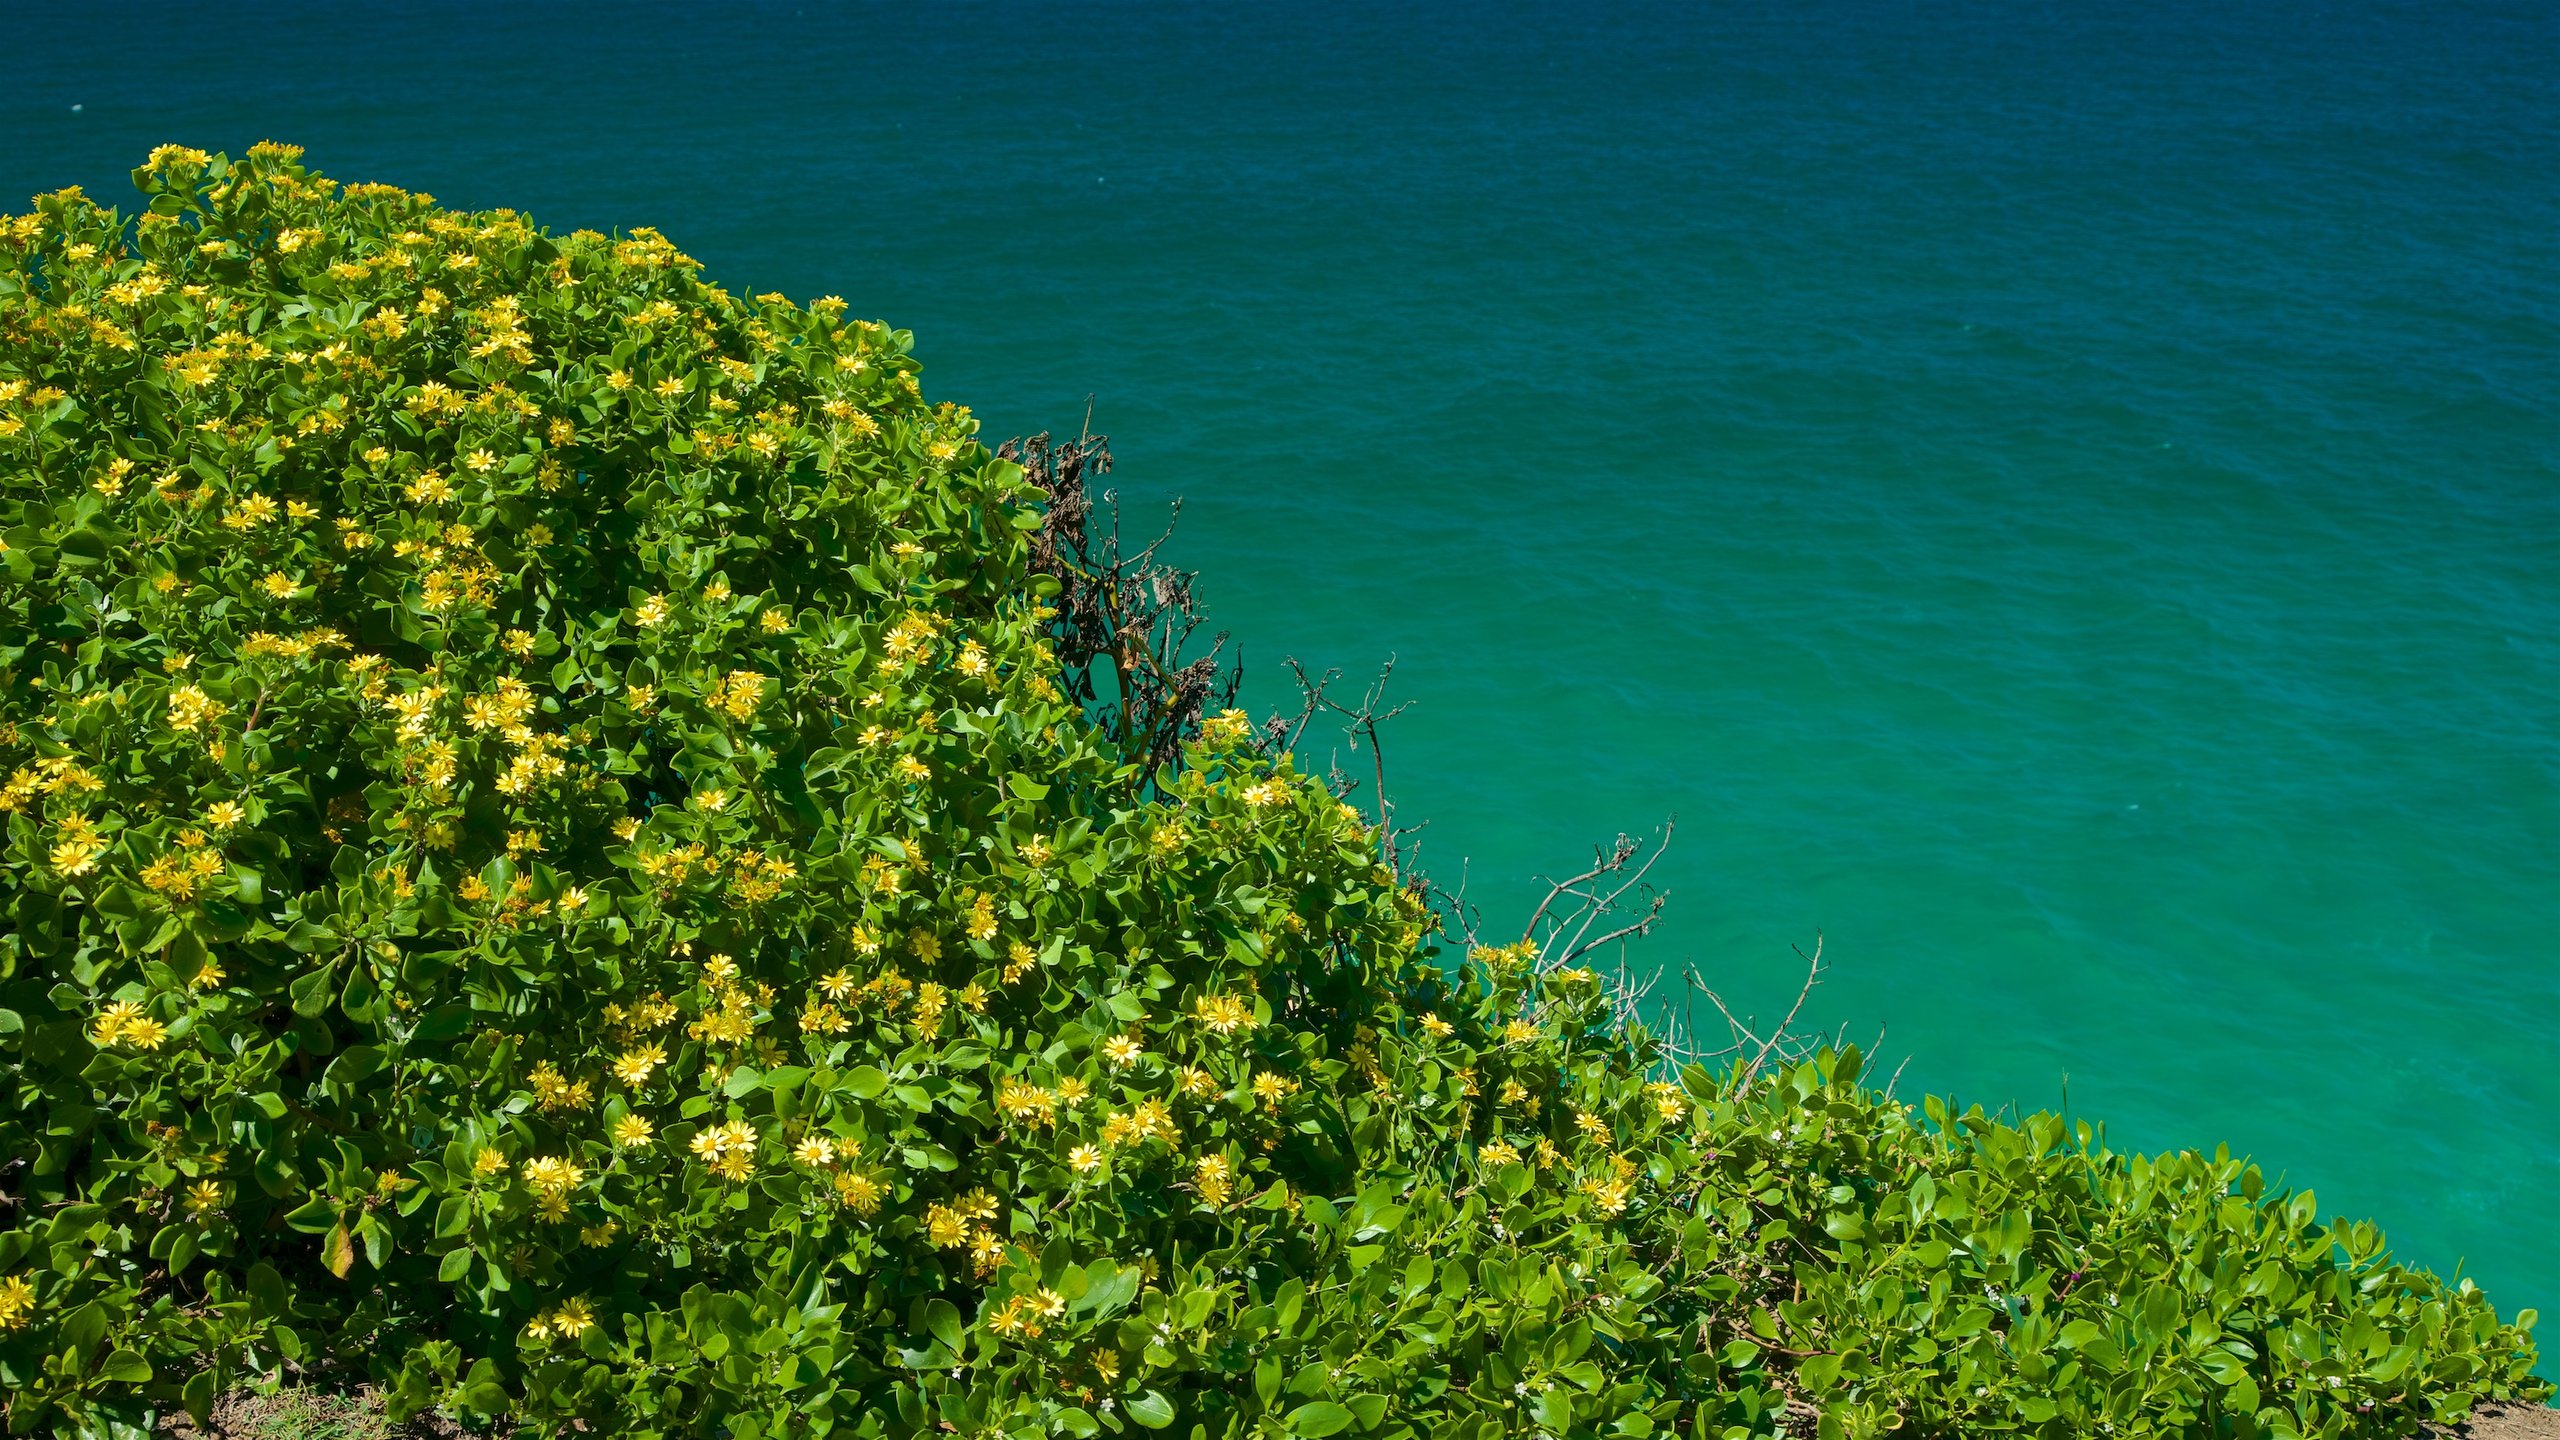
[0,146,2544,1440]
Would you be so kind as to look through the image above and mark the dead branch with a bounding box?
[1521,821,1674,970]
[1001,423,1239,786]
[1280,655,1426,879]
[1741,933,1827,1084]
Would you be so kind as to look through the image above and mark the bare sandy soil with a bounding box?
[2434,1401,2560,1440]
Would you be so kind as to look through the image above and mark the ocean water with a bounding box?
[11,0,2555,1331]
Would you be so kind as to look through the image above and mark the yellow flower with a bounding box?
[793,1137,836,1167]
[1069,1144,1103,1175]
[167,684,227,732]
[1580,1175,1631,1216]
[1101,1035,1143,1068]
[184,1180,226,1216]
[1419,1013,1453,1039]
[1479,1141,1522,1168]
[1648,1082,1687,1123]
[522,1156,584,1199]
[120,1018,170,1051]
[1195,1154,1233,1208]
[610,1114,655,1148]
[634,594,668,627]
[688,1119,758,1181]
[998,1080,1059,1128]
[473,1148,511,1177]
[0,1274,35,1333]
[833,1171,883,1214]
[1193,993,1256,1036]
[204,800,246,829]
[711,669,765,721]
[92,1001,146,1046]
[52,836,106,877]
[549,1298,594,1338]
[613,1045,665,1086]
[692,788,728,814]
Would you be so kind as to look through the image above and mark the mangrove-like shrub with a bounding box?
[0,147,2545,1440]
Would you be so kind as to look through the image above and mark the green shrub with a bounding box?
[0,146,2544,1440]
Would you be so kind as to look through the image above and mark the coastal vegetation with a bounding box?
[0,145,2544,1440]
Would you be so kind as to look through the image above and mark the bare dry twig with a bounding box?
[1279,656,1426,878]
[1001,420,1238,786]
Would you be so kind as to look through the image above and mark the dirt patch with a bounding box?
[2431,1401,2560,1440]
[157,1386,468,1440]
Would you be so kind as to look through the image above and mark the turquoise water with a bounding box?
[14,0,2555,1330]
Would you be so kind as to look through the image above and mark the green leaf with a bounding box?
[925,1298,963,1353]
[289,962,338,1016]
[59,1303,108,1363]
[1125,1391,1176,1430]
[1077,1262,1141,1317]
[1287,1402,1353,1437]
[100,1347,154,1384]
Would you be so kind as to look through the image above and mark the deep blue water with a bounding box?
[11,0,2556,1334]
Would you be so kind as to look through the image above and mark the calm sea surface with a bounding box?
[13,0,2556,1330]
